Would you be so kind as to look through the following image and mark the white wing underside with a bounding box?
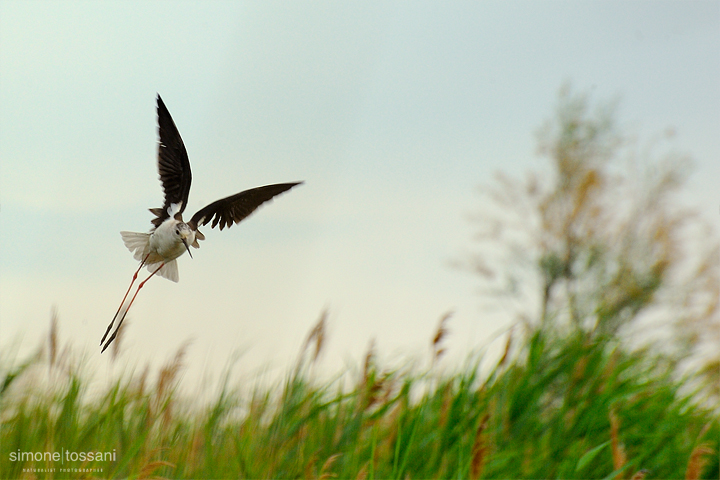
[120,231,180,282]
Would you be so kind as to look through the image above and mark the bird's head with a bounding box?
[174,223,195,258]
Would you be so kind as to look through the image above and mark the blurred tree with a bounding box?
[467,84,719,404]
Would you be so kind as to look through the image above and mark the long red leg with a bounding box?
[100,254,150,346]
[101,262,164,353]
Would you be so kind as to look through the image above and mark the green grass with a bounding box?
[1,318,717,479]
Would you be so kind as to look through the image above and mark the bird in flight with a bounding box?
[100,95,302,353]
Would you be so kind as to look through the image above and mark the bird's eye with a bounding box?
[175,228,180,235]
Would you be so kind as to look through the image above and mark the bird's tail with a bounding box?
[120,231,180,282]
[154,260,179,282]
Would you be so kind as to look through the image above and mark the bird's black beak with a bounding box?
[182,238,193,259]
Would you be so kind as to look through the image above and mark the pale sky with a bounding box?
[1,1,718,384]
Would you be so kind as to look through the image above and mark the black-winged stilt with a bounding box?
[100,95,302,352]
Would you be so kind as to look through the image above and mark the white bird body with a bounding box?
[120,210,198,283]
[150,220,196,258]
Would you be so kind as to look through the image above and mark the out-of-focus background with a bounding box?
[1,1,718,383]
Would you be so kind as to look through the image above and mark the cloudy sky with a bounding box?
[1,1,718,383]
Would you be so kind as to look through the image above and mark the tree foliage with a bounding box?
[468,86,719,403]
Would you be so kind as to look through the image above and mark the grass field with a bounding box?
[1,312,717,480]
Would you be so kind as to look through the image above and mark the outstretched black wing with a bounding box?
[188,182,302,231]
[151,94,192,227]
